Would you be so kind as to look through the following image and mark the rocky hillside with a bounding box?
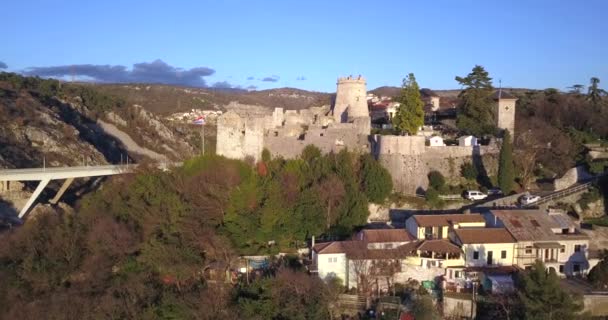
[0,73,199,169]
[91,84,333,115]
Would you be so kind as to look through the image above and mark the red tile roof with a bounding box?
[454,228,515,244]
[357,229,416,243]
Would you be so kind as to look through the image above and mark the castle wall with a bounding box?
[375,135,499,194]
[264,125,369,159]
[217,111,265,162]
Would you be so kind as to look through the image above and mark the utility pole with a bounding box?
[201,124,205,155]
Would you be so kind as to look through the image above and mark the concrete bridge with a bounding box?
[0,164,136,218]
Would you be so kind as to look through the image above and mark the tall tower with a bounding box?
[333,75,368,123]
[493,88,517,136]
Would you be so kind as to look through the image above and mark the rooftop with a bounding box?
[412,213,486,227]
[490,209,588,242]
[416,239,462,254]
[454,228,516,244]
[357,228,416,243]
[492,89,517,100]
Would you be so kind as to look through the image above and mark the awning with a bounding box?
[533,242,562,249]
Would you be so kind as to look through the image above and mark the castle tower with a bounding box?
[333,75,368,123]
[493,89,517,136]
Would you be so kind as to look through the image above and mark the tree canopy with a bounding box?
[516,261,583,320]
[392,73,424,135]
[455,65,496,136]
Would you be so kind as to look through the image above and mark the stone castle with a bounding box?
[217,75,371,161]
[216,75,516,194]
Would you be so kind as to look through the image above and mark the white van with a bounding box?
[463,190,488,201]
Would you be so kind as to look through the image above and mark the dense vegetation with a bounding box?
[0,148,392,319]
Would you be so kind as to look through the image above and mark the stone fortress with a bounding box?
[216,75,517,194]
[217,75,372,161]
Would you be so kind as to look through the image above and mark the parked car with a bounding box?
[487,188,503,196]
[519,194,541,205]
[463,190,488,201]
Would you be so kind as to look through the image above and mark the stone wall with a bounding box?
[217,106,370,161]
[375,135,499,194]
[553,166,593,191]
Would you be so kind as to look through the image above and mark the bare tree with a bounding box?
[317,174,345,229]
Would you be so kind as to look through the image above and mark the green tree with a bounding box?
[360,154,393,203]
[568,84,585,95]
[588,249,608,289]
[517,260,583,319]
[428,171,445,190]
[455,65,496,136]
[392,73,424,135]
[461,162,478,181]
[587,77,606,108]
[498,130,515,194]
[412,294,440,320]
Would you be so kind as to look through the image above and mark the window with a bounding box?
[559,265,564,273]
[560,246,565,253]
[473,251,479,259]
[575,245,582,253]
[455,271,461,278]
[525,246,533,254]
[501,250,507,259]
[327,257,337,263]
[525,265,532,271]
[574,264,581,273]
[384,243,393,249]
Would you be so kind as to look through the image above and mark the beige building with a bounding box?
[486,209,593,276]
[452,228,516,267]
[405,213,486,240]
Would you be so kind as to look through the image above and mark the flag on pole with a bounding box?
[193,116,205,125]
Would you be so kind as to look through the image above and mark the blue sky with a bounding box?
[2,0,607,92]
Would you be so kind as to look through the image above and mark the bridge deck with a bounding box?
[0,165,134,181]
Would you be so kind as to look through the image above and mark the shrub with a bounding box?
[428,171,445,190]
[461,162,478,181]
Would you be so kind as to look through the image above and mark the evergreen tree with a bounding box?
[360,154,393,204]
[392,73,424,135]
[588,249,608,289]
[498,130,515,194]
[587,77,606,108]
[517,261,583,319]
[455,65,496,136]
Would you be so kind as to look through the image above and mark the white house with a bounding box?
[428,136,445,147]
[458,135,478,147]
[312,229,418,288]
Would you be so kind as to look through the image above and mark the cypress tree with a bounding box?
[393,73,424,135]
[498,130,515,194]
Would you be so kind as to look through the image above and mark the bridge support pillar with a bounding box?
[19,179,50,219]
[50,178,74,205]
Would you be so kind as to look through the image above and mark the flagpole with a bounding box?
[201,124,205,155]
